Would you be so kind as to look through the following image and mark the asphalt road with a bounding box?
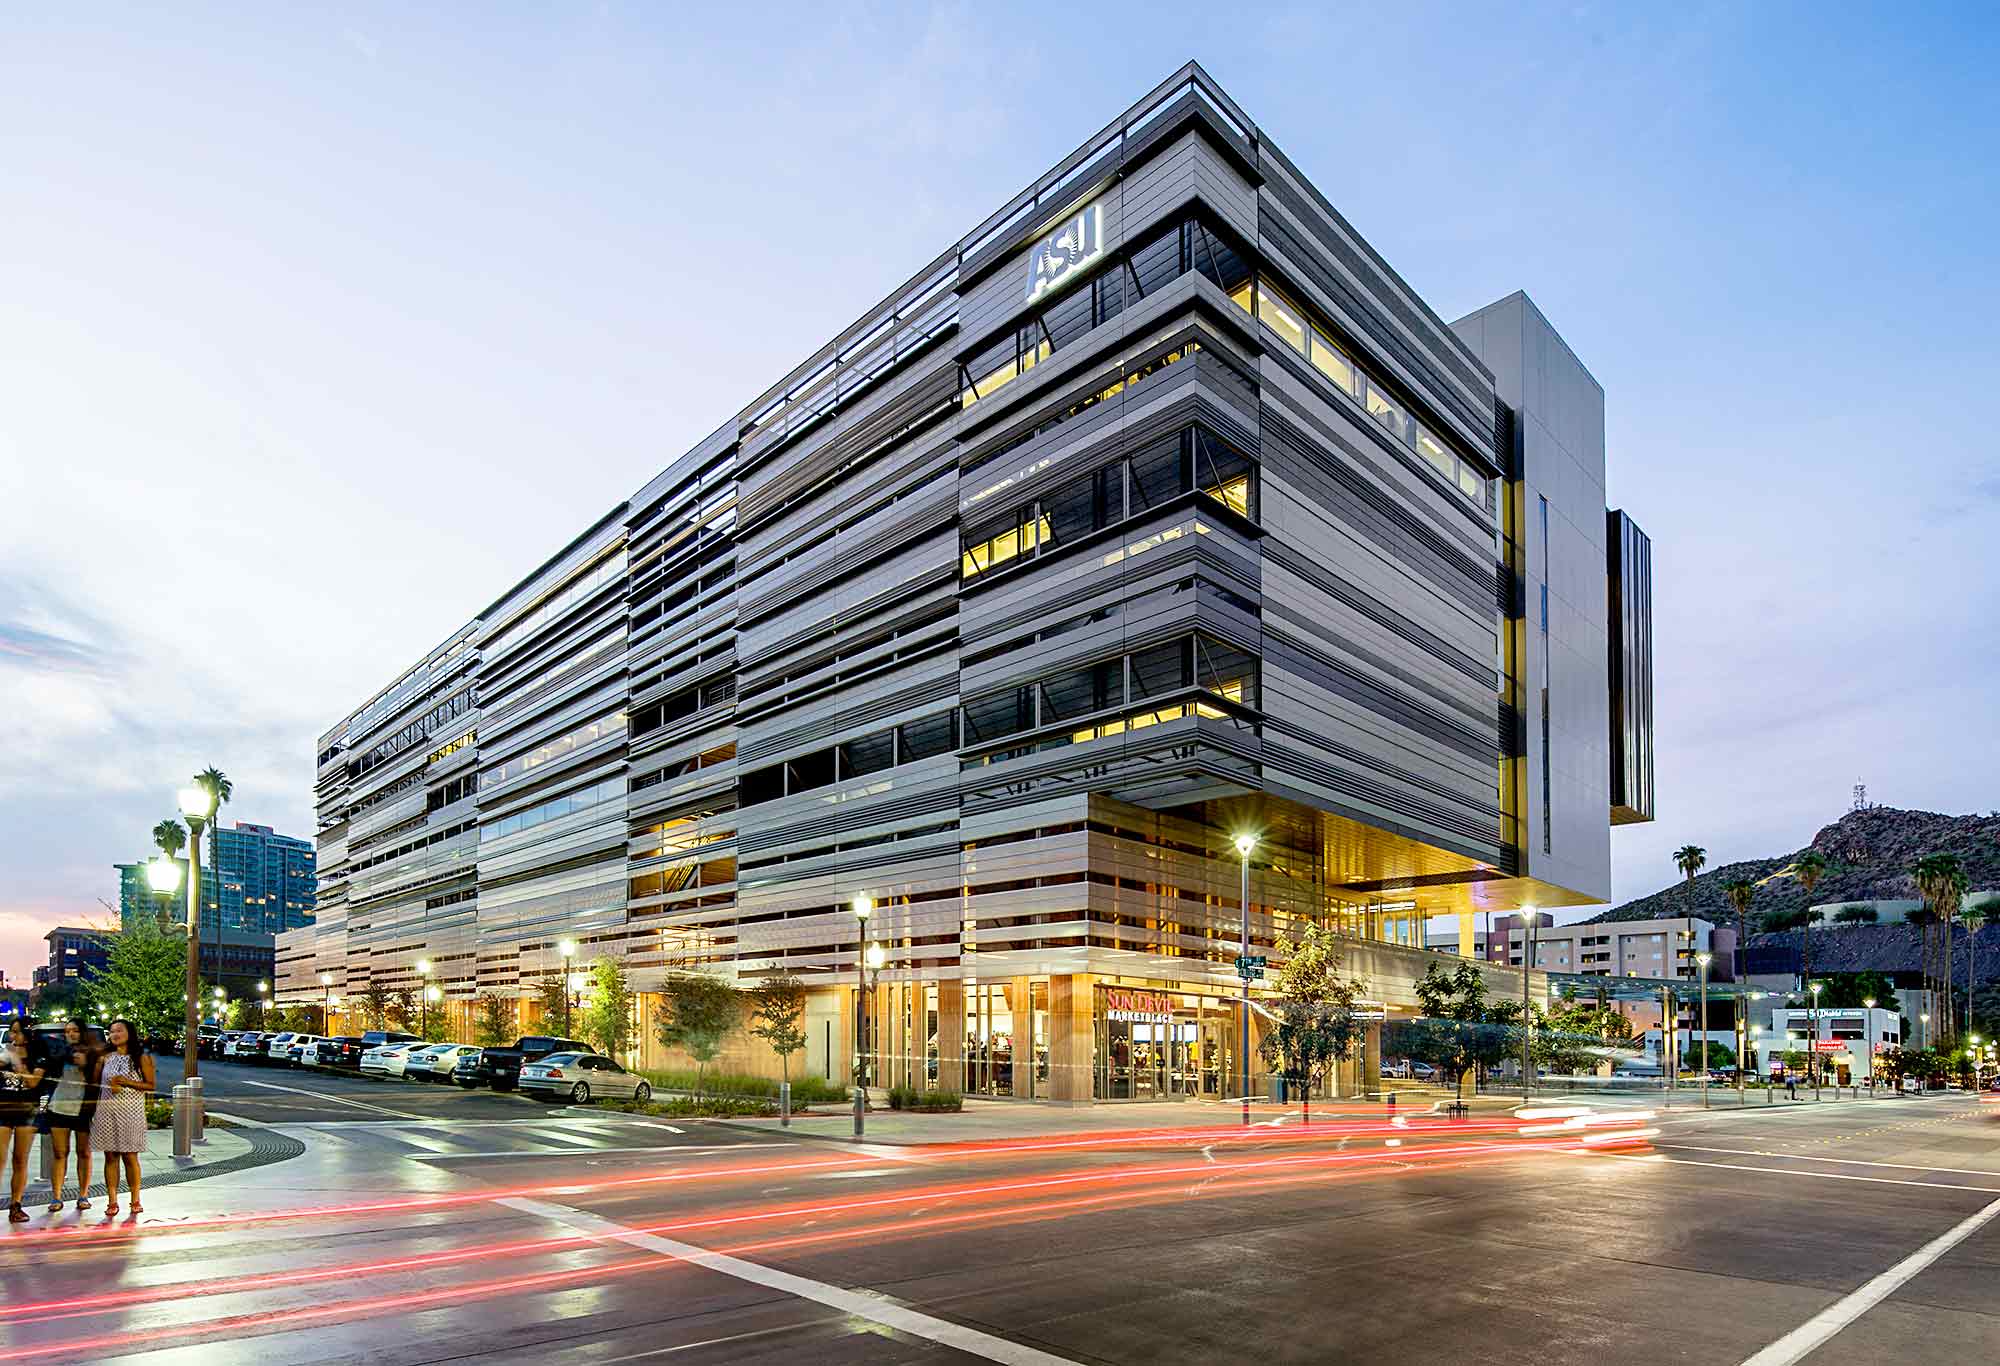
[3,1080,1996,1364]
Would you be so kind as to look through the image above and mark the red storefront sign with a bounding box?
[1101,987,1174,1022]
[1811,1039,1846,1052]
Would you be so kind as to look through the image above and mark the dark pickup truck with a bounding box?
[461,1035,593,1091]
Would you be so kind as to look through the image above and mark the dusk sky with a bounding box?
[3,4,1995,986]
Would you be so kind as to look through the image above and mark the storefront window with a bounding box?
[1093,986,1232,1101]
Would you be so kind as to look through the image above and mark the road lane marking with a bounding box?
[1658,1144,2000,1179]
[499,1196,1086,1366]
[227,1076,422,1119]
[411,1142,789,1160]
[1587,1150,2000,1194]
[520,1126,604,1148]
[386,1129,463,1153]
[1739,1192,2000,1366]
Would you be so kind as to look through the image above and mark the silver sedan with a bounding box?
[517,1053,651,1105]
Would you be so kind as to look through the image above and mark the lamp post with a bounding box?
[425,984,442,1039]
[177,783,218,1078]
[851,895,873,1137]
[1234,834,1256,1126]
[1809,982,1823,1100]
[146,857,182,1033]
[255,979,269,1029]
[319,972,334,1032]
[557,940,577,1036]
[1864,997,1878,1093]
[1519,906,1538,1100]
[1695,951,1712,1108]
[416,959,432,1037]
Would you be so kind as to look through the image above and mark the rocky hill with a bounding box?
[1590,806,2000,927]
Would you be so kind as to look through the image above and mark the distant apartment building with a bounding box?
[115,820,316,936]
[40,927,111,992]
[279,64,1654,1102]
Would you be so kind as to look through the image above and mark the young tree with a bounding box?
[1683,1040,1735,1072]
[655,973,740,1101]
[1257,921,1364,1120]
[581,956,636,1059]
[533,969,569,1034]
[390,987,420,1033]
[474,992,515,1047]
[80,912,187,1042]
[748,973,809,1090]
[1397,961,1516,1101]
[359,977,393,1030]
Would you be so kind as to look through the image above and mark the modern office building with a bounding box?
[116,822,317,937]
[279,64,1654,1101]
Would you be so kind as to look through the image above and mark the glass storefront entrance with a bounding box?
[1093,986,1233,1100]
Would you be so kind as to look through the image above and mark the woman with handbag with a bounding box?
[90,1019,154,1218]
[3,1018,46,1223]
[44,1020,99,1213]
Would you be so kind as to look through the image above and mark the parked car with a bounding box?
[1409,1062,1439,1081]
[306,1036,366,1069]
[359,1043,422,1078]
[223,1031,267,1059]
[359,1030,421,1050]
[470,1035,594,1092]
[409,1043,480,1082]
[283,1034,326,1065]
[519,1053,650,1105]
[1380,1060,1411,1079]
[258,1032,297,1064]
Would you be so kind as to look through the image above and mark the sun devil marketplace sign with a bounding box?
[1101,986,1174,1023]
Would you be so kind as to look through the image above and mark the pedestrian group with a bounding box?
[3,1017,157,1223]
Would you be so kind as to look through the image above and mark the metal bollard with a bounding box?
[187,1075,206,1144]
[780,1080,791,1128]
[39,1122,55,1182]
[172,1083,194,1157]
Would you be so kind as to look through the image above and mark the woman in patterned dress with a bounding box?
[90,1019,154,1217]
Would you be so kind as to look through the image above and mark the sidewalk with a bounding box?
[15,1121,296,1204]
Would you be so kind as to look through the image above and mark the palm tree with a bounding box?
[194,765,232,932]
[151,819,186,860]
[1723,878,1755,978]
[1832,904,1879,925]
[1669,846,1706,1083]
[1913,853,1968,1043]
[1964,902,1990,1041]
[150,819,187,930]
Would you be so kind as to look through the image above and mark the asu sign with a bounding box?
[1026,200,1104,302]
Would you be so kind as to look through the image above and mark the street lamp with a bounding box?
[1518,905,1539,1102]
[424,984,442,1038]
[1809,982,1824,1099]
[1234,834,1257,1125]
[851,895,874,1137]
[557,940,578,1036]
[1864,998,1878,1092]
[319,972,334,1031]
[416,960,432,1037]
[177,782,218,1079]
[1695,951,1712,1108]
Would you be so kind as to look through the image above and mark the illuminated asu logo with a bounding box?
[1026,201,1104,302]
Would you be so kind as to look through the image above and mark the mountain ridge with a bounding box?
[1591,805,2000,926]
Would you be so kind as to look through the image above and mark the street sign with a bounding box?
[1235,954,1267,980]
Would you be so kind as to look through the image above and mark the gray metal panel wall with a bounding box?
[1608,509,1655,825]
